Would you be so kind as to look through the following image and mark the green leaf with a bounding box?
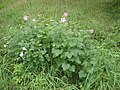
[37,34,43,38]
[79,70,87,78]
[72,49,79,57]
[65,52,73,59]
[69,58,74,62]
[52,48,63,57]
[69,41,76,47]
[69,65,75,72]
[62,63,70,71]
[78,50,84,55]
[75,57,81,64]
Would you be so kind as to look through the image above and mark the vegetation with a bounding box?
[0,0,120,90]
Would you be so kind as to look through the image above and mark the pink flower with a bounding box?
[61,17,66,23]
[63,12,68,17]
[23,16,28,21]
[90,29,94,33]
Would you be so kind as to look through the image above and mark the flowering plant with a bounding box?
[5,12,97,84]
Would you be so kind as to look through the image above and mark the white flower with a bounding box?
[22,47,27,50]
[90,29,94,33]
[4,44,7,48]
[34,26,37,29]
[3,37,6,39]
[20,52,24,57]
[46,24,49,26]
[50,19,54,22]
[23,16,28,21]
[61,17,66,23]
[3,37,7,40]
[32,19,36,22]
[6,42,9,44]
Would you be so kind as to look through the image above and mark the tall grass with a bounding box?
[0,0,120,90]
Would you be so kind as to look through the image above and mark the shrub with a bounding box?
[4,15,96,85]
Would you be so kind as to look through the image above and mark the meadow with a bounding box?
[0,0,120,90]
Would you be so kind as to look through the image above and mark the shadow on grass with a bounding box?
[98,0,120,48]
[103,0,120,20]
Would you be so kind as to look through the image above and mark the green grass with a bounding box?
[0,0,16,9]
[0,0,120,90]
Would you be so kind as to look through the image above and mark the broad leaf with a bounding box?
[52,48,63,57]
[75,57,81,64]
[79,70,87,78]
[65,52,73,59]
[62,63,70,71]
[69,40,77,47]
[69,65,75,72]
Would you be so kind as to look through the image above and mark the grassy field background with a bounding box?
[0,0,120,41]
[0,0,120,90]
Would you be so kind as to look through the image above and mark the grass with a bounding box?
[0,0,120,90]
